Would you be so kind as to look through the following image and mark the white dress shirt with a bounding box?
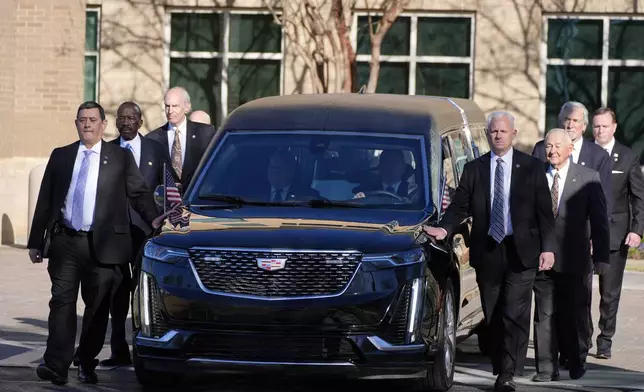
[166,118,187,167]
[490,148,514,236]
[596,137,616,156]
[546,160,570,211]
[119,134,141,168]
[62,142,102,231]
[271,185,291,201]
[571,137,583,163]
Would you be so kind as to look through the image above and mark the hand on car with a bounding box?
[151,204,182,229]
[422,226,448,241]
[538,252,555,271]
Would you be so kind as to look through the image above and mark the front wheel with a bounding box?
[409,280,456,391]
[133,346,180,388]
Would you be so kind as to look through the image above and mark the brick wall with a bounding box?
[0,0,85,245]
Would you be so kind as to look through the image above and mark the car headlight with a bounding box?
[143,241,189,264]
[362,248,426,270]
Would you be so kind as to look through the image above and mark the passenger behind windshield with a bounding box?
[353,149,416,199]
[253,149,320,201]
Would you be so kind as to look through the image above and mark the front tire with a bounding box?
[133,346,180,388]
[409,280,456,391]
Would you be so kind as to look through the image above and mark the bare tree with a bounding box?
[264,0,409,93]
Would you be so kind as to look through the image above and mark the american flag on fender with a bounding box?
[164,164,189,227]
[441,175,451,211]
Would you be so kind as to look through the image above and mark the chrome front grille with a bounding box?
[188,249,362,298]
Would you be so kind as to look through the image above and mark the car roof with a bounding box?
[219,93,486,135]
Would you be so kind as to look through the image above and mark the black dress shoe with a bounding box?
[596,349,612,359]
[36,364,68,385]
[495,375,516,392]
[569,365,587,380]
[532,371,560,382]
[77,360,99,384]
[100,355,132,366]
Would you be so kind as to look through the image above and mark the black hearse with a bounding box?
[132,94,490,391]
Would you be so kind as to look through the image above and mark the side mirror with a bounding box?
[153,185,165,208]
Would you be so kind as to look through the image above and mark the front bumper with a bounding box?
[135,329,431,379]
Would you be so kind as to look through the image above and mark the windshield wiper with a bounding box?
[199,194,297,207]
[306,199,365,208]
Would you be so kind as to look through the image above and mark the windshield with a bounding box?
[190,131,430,211]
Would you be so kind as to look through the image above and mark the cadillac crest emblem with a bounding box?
[257,258,287,271]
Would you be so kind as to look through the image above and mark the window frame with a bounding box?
[163,8,286,122]
[84,7,101,102]
[539,14,644,137]
[350,12,476,97]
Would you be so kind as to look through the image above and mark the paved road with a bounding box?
[1,246,643,391]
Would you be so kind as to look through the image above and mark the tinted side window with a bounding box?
[447,130,472,181]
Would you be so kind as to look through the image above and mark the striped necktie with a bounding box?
[490,158,506,243]
[70,150,93,230]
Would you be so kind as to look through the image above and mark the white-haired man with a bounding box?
[146,86,216,192]
[530,128,610,382]
[527,101,611,372]
[189,110,211,125]
[424,111,555,392]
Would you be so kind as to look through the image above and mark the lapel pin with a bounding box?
[614,153,619,157]
[192,135,196,139]
[148,161,153,166]
[573,178,577,182]
[581,162,586,165]
[515,164,520,168]
[103,160,107,164]
[615,158,618,161]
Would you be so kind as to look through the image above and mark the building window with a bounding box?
[84,8,100,102]
[353,14,474,98]
[542,16,644,148]
[167,10,283,126]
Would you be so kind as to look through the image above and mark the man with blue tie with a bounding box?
[424,111,556,392]
[27,101,164,385]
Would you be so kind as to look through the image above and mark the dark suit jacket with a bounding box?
[532,138,612,215]
[606,141,644,250]
[110,135,168,235]
[440,149,556,269]
[145,119,216,191]
[547,162,610,274]
[27,140,158,264]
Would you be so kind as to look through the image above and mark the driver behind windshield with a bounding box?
[263,149,320,201]
[353,149,412,199]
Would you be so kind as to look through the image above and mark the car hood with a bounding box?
[152,206,435,254]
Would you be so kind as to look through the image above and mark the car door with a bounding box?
[440,130,481,335]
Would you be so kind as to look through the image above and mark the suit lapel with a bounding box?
[610,142,625,171]
[479,153,491,217]
[139,136,153,179]
[58,142,80,202]
[509,149,521,212]
[94,140,112,223]
[558,163,580,218]
[182,120,199,182]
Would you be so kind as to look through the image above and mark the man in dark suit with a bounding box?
[262,149,319,201]
[591,107,644,359]
[145,86,216,192]
[424,111,556,392]
[28,101,163,385]
[353,149,415,199]
[530,128,610,382]
[100,101,168,366]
